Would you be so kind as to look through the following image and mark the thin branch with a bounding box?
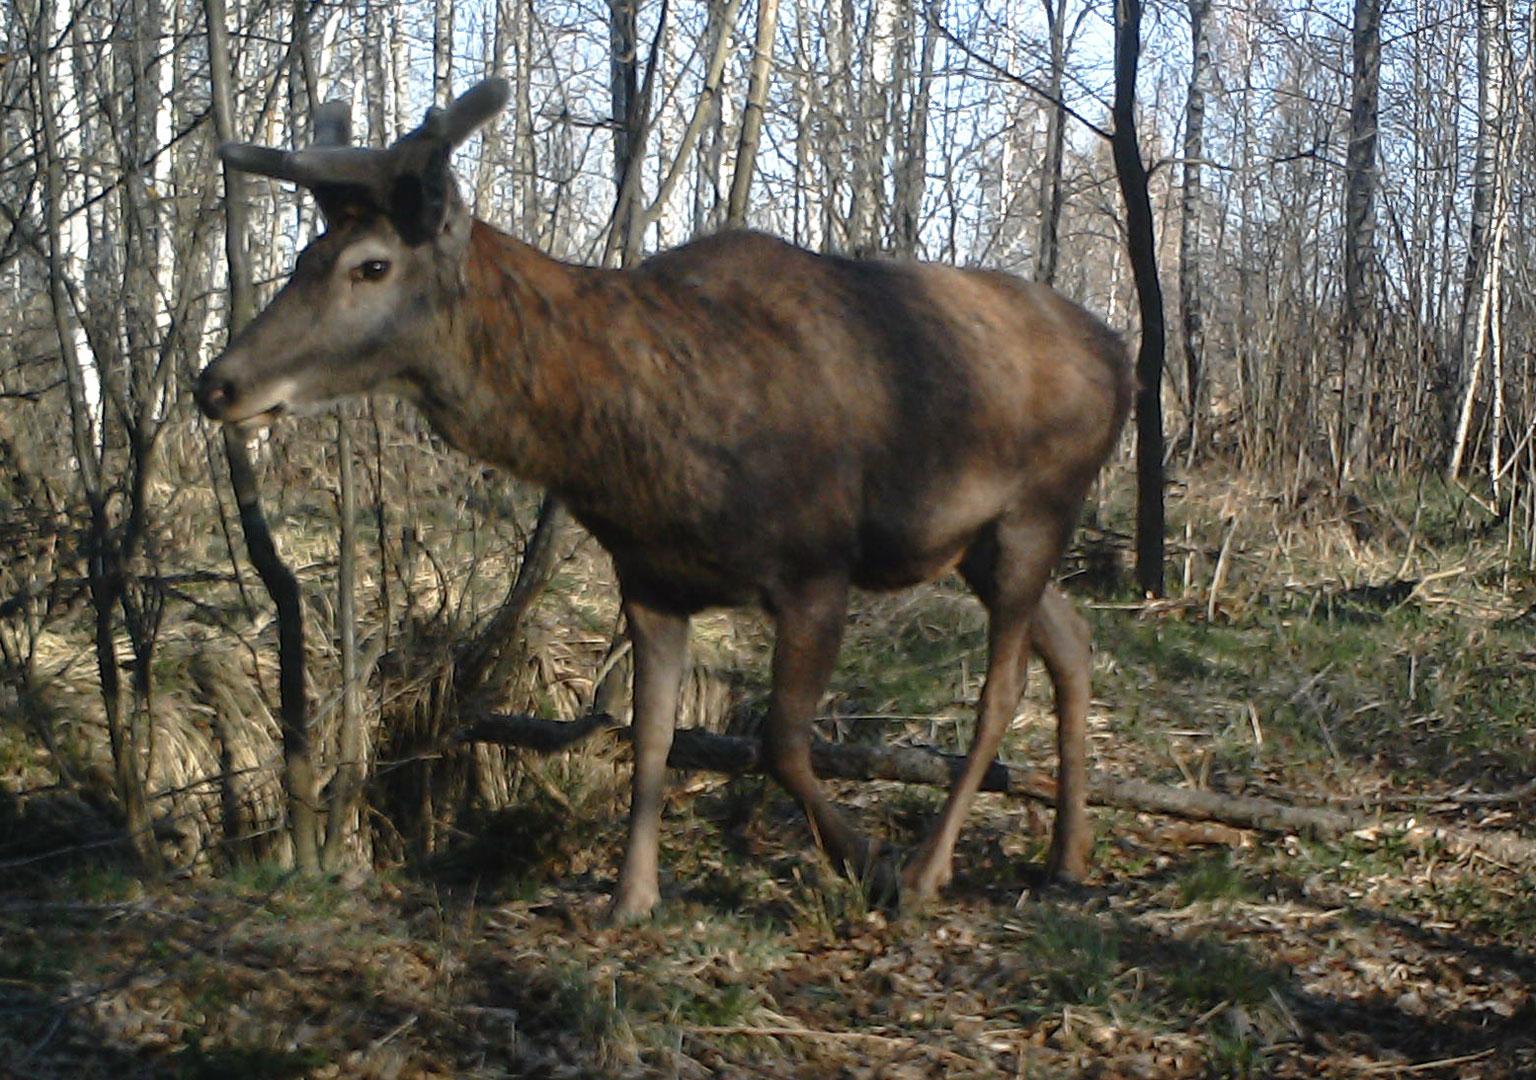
[927,9,1112,143]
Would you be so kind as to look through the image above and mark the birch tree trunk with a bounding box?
[1340,0,1381,479]
[1034,0,1068,285]
[726,0,781,228]
[1449,0,1510,479]
[433,0,454,102]
[1449,0,1504,455]
[1179,0,1210,461]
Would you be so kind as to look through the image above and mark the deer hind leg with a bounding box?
[901,516,1063,903]
[1030,583,1094,882]
[761,577,883,885]
[608,596,689,923]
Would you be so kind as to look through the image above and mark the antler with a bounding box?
[217,143,383,190]
[218,79,510,189]
[436,78,510,147]
[311,99,352,148]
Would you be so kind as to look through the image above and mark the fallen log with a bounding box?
[458,713,1536,867]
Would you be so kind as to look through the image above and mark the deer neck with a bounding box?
[419,220,640,496]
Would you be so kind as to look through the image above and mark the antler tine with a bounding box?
[217,142,385,192]
[438,78,511,148]
[312,100,353,148]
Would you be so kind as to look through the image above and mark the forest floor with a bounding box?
[3,471,1536,1077]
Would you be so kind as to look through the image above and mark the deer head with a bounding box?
[195,80,510,429]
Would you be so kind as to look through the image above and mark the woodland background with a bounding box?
[1,0,1535,1074]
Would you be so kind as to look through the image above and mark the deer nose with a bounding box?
[195,368,237,419]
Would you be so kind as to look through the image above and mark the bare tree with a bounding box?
[205,0,322,873]
[1340,0,1381,478]
[1111,0,1166,597]
[1179,0,1211,460]
[726,0,781,228]
[892,0,936,256]
[30,0,161,873]
[1033,0,1070,285]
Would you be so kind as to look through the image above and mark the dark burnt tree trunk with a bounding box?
[206,0,322,873]
[1111,0,1166,597]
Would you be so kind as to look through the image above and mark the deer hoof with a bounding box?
[898,858,952,908]
[605,888,660,925]
[1044,840,1091,885]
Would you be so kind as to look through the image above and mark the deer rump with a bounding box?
[197,79,1132,921]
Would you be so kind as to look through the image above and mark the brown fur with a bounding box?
[435,223,1131,614]
[197,155,1131,915]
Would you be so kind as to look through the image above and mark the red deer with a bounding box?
[196,80,1133,921]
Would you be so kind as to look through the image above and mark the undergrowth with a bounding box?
[3,471,1535,1076]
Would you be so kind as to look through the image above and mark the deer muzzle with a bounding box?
[194,355,294,429]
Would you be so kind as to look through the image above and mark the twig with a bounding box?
[1406,565,1468,599]
[684,1024,910,1044]
[683,1023,986,1068]
[1360,1047,1496,1074]
[1207,517,1238,622]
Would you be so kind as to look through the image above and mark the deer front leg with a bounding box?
[903,518,1060,902]
[607,596,689,923]
[902,596,1032,902]
[1031,585,1093,882]
[761,577,883,884]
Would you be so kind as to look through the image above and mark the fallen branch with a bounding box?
[458,714,1536,867]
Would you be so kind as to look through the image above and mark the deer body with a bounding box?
[198,82,1132,920]
[433,225,1125,610]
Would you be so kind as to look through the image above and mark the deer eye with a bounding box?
[352,259,390,283]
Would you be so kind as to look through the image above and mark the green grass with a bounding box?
[173,1042,329,1080]
[1207,1023,1270,1079]
[663,980,760,1027]
[1176,853,1259,907]
[1008,906,1121,1012]
[787,865,877,938]
[0,920,77,985]
[1160,937,1281,1009]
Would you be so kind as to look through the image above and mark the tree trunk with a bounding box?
[1179,0,1210,462]
[33,0,161,874]
[604,0,670,265]
[726,0,781,228]
[205,0,322,873]
[321,411,366,869]
[608,0,640,194]
[474,0,513,215]
[1340,0,1381,479]
[460,714,1536,868]
[433,0,454,102]
[1448,0,1509,479]
[512,0,540,239]
[1034,0,1067,285]
[1111,0,1166,597]
[644,0,745,229]
[892,4,935,256]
